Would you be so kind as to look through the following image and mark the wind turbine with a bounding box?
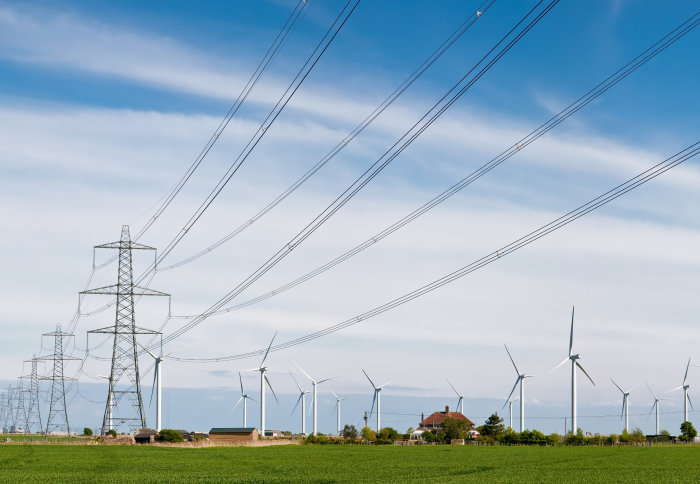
[234,372,256,428]
[504,343,536,432]
[330,388,344,436]
[289,371,309,435]
[293,361,333,436]
[243,333,278,435]
[669,357,693,423]
[647,382,663,435]
[611,379,636,432]
[363,369,391,432]
[446,380,469,414]
[503,397,518,430]
[141,346,170,432]
[551,306,595,434]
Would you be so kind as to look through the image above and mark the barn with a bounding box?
[208,427,259,442]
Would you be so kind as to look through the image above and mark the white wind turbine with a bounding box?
[611,379,637,433]
[504,397,518,430]
[504,343,536,432]
[363,369,391,432]
[289,371,309,435]
[446,380,469,414]
[647,382,664,435]
[669,357,693,423]
[142,346,170,432]
[330,388,344,436]
[551,306,595,434]
[243,333,278,435]
[234,371,256,428]
[293,361,333,436]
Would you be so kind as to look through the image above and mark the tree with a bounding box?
[680,421,697,441]
[341,424,358,440]
[630,428,646,444]
[360,426,376,442]
[106,429,117,438]
[156,429,184,443]
[441,417,468,442]
[83,427,93,436]
[480,413,505,437]
[376,427,399,444]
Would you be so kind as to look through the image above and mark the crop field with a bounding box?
[1,444,699,483]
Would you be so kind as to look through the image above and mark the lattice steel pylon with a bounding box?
[13,378,27,432]
[22,355,43,433]
[39,324,78,434]
[83,225,168,434]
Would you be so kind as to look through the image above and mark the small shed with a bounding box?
[209,427,259,442]
[134,428,157,444]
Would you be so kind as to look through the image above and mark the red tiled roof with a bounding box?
[419,411,474,427]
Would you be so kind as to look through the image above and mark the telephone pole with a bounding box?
[38,324,78,435]
[83,225,168,434]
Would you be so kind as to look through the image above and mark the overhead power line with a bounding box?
[155,0,560,349]
[167,10,700,321]
[168,141,700,362]
[156,0,496,272]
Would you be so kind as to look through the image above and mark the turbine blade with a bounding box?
[576,362,595,385]
[569,306,575,356]
[688,392,694,411]
[248,396,257,403]
[378,380,393,389]
[291,393,303,415]
[620,396,626,419]
[149,365,157,407]
[629,383,639,393]
[317,377,336,385]
[505,378,519,403]
[293,360,314,383]
[611,379,624,394]
[646,381,659,401]
[684,357,691,385]
[504,344,520,375]
[446,379,460,398]
[260,331,277,367]
[329,388,339,400]
[648,400,657,417]
[369,391,377,417]
[667,386,684,393]
[265,375,279,404]
[549,357,570,374]
[233,396,243,410]
[289,371,303,393]
[239,372,244,396]
[242,367,260,372]
[362,369,377,389]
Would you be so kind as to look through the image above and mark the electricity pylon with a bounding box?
[13,378,27,432]
[83,225,168,434]
[39,324,79,434]
[23,355,43,433]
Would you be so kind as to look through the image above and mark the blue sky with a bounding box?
[1,0,699,436]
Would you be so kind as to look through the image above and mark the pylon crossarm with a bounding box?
[81,284,169,297]
[95,241,157,251]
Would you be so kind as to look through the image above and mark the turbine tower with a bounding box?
[330,388,344,436]
[289,372,309,435]
[504,343,536,432]
[611,379,636,432]
[294,361,333,436]
[647,382,663,435]
[551,306,595,434]
[83,225,169,434]
[363,369,391,432]
[446,380,469,414]
[142,342,169,432]
[234,372,255,428]
[243,333,278,436]
[670,357,693,422]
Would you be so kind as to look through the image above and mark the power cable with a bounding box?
[156,0,560,349]
[156,0,496,272]
[167,11,699,320]
[167,141,700,362]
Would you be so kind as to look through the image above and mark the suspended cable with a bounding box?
[168,141,700,362]
[157,0,496,272]
[156,0,560,349]
[167,11,699,320]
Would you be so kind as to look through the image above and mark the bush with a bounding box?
[156,429,184,443]
[605,433,618,445]
[630,428,646,444]
[83,428,93,436]
[106,429,117,438]
[361,426,376,442]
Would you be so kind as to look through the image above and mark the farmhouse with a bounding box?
[414,405,475,436]
[208,427,259,442]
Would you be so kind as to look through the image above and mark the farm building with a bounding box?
[208,427,259,442]
[134,428,157,444]
[417,406,475,432]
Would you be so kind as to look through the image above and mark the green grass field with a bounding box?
[1,444,699,483]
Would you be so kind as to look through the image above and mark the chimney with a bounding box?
[421,412,424,421]
[445,405,450,414]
